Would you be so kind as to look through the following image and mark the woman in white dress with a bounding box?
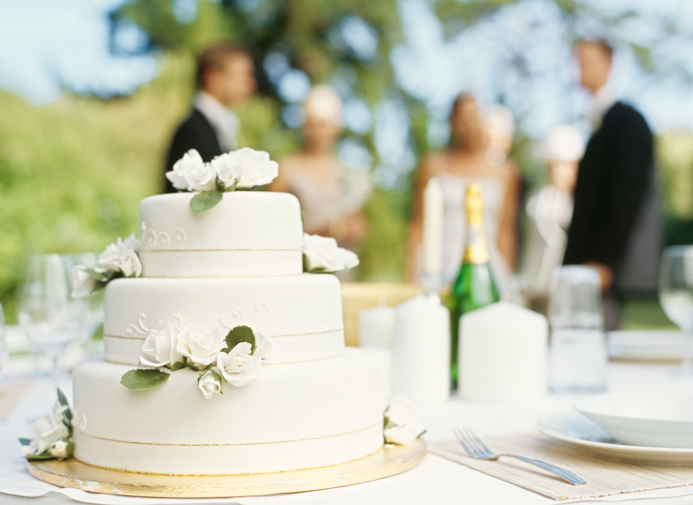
[408,94,520,292]
[268,85,370,252]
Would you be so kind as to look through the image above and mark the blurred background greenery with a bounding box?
[2,0,693,326]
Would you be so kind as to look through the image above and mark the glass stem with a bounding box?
[683,326,693,374]
[51,351,61,388]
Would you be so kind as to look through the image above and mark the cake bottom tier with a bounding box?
[72,349,384,475]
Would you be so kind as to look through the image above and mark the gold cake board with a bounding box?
[27,440,426,498]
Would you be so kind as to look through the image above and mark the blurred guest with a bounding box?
[163,43,257,193]
[563,39,657,329]
[268,85,370,251]
[523,125,584,310]
[408,94,520,291]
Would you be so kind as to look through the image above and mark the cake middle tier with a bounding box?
[104,274,344,366]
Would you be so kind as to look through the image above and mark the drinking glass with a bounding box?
[0,302,6,386]
[18,254,86,383]
[547,265,607,394]
[658,246,693,373]
[69,252,104,339]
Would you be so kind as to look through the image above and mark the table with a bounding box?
[2,361,693,505]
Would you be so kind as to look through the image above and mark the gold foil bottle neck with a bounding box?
[465,183,484,226]
[462,182,489,264]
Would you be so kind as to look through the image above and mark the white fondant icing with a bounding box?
[103,275,344,366]
[72,349,384,475]
[139,192,303,278]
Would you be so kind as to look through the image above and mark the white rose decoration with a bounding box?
[383,396,425,446]
[166,149,205,191]
[303,233,360,273]
[96,233,142,278]
[25,402,70,456]
[176,324,226,370]
[230,148,279,189]
[184,162,217,192]
[49,439,70,459]
[198,370,222,400]
[216,342,262,387]
[140,320,184,369]
[254,332,274,359]
[71,265,98,298]
[211,153,244,190]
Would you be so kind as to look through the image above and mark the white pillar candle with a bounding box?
[422,177,444,275]
[392,294,450,405]
[358,305,396,348]
[459,301,547,404]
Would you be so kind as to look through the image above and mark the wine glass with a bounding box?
[68,252,104,338]
[18,254,86,384]
[0,302,7,387]
[659,246,693,373]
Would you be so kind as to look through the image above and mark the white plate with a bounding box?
[607,330,684,361]
[574,393,693,448]
[537,412,693,465]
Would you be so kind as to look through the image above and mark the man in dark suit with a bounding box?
[563,40,657,329]
[164,43,256,193]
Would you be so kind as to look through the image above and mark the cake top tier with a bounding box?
[139,192,303,278]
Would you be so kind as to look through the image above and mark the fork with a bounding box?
[453,427,586,486]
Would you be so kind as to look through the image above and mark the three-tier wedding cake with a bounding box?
[67,149,385,475]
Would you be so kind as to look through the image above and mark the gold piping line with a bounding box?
[103,328,344,341]
[140,249,301,253]
[75,421,381,447]
[104,353,344,367]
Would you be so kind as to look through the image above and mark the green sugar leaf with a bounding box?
[224,325,256,355]
[120,369,170,390]
[190,189,223,213]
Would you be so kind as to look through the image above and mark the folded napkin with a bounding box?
[429,435,693,501]
[0,379,34,421]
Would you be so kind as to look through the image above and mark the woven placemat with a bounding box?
[429,435,693,501]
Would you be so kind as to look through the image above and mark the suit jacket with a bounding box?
[563,102,655,289]
[163,109,223,193]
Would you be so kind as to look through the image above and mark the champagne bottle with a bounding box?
[448,182,500,391]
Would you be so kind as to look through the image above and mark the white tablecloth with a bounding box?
[2,361,693,505]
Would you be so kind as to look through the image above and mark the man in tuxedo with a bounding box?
[163,43,256,193]
[563,40,657,329]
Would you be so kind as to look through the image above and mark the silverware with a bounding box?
[453,427,586,486]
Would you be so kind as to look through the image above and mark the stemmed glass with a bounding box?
[18,254,86,384]
[659,246,693,373]
[0,302,6,387]
[68,252,105,340]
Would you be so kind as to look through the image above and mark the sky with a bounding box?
[1,0,693,144]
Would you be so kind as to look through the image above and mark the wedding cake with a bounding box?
[67,149,386,475]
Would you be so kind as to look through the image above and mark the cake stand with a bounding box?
[27,439,426,498]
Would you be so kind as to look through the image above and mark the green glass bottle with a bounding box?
[448,182,500,391]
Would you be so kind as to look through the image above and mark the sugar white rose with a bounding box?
[254,332,274,359]
[383,396,424,446]
[216,342,262,387]
[96,233,142,278]
[303,233,360,273]
[49,439,72,459]
[71,265,98,298]
[211,153,244,190]
[230,148,279,189]
[198,370,222,400]
[166,149,205,191]
[176,324,226,370]
[140,320,184,369]
[183,162,217,192]
[25,402,70,456]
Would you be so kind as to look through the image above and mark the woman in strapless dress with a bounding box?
[408,94,520,294]
[268,85,370,253]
